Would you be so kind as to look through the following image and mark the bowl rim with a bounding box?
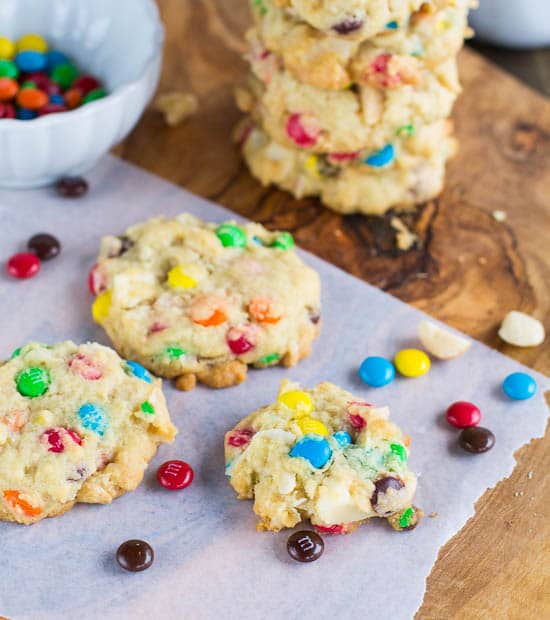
[0,0,164,129]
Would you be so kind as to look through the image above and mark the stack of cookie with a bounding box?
[236,0,476,216]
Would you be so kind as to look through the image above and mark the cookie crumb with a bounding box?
[428,512,438,518]
[492,210,507,222]
[154,92,198,127]
[390,216,418,251]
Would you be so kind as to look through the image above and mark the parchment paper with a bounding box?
[0,157,548,620]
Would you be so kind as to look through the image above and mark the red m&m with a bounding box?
[445,401,481,429]
[6,252,40,279]
[157,460,194,490]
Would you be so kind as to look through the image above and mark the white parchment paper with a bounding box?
[0,157,548,620]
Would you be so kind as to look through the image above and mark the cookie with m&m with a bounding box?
[0,341,176,524]
[89,214,321,390]
[225,380,420,533]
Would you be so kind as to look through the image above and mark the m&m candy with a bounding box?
[125,361,153,384]
[365,144,395,167]
[27,233,60,260]
[216,224,247,248]
[290,435,332,468]
[0,36,15,60]
[358,356,395,387]
[116,540,154,572]
[296,416,328,437]
[445,401,481,429]
[17,34,48,54]
[277,390,313,415]
[157,460,194,490]
[272,232,295,250]
[458,426,495,454]
[394,349,431,378]
[0,33,107,121]
[7,253,41,279]
[15,50,46,73]
[16,367,51,398]
[502,372,537,401]
[78,403,107,436]
[333,430,352,447]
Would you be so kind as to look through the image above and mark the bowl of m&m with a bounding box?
[0,0,163,188]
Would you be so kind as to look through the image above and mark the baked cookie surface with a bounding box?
[90,214,321,389]
[251,0,473,90]
[240,118,456,214]
[239,50,460,154]
[267,0,423,39]
[225,381,420,533]
[0,341,176,524]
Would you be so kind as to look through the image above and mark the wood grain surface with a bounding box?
[118,1,550,618]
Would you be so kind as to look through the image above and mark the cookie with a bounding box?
[238,51,460,154]
[263,0,424,40]
[240,118,457,214]
[225,380,420,533]
[90,214,321,390]
[251,0,474,90]
[0,341,176,525]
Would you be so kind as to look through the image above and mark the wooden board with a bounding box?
[117,1,550,618]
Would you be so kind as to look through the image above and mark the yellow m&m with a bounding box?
[394,349,431,378]
[167,265,197,290]
[277,390,313,416]
[92,290,112,324]
[0,37,15,60]
[16,33,48,54]
[296,416,328,437]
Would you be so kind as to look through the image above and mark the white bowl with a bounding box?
[470,0,550,49]
[0,0,163,188]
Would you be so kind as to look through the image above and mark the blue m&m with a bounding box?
[333,431,352,447]
[358,356,395,387]
[365,144,395,168]
[502,372,537,401]
[78,403,107,436]
[15,50,46,73]
[290,435,332,469]
[125,360,153,384]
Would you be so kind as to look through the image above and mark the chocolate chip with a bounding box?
[287,531,324,563]
[371,476,404,507]
[316,155,341,178]
[116,539,154,572]
[56,176,89,198]
[459,426,495,453]
[27,233,61,261]
[332,18,364,35]
[308,309,321,325]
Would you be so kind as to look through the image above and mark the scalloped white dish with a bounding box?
[0,0,163,188]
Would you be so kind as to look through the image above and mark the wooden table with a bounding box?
[118,2,550,617]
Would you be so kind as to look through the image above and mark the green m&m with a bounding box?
[164,346,187,360]
[141,401,155,415]
[272,232,295,250]
[390,443,407,463]
[16,367,51,398]
[216,224,247,248]
[399,507,415,529]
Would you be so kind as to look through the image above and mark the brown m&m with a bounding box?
[458,426,495,454]
[27,233,60,260]
[287,531,324,563]
[116,539,154,572]
[55,175,89,198]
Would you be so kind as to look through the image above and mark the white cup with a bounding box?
[470,0,550,49]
